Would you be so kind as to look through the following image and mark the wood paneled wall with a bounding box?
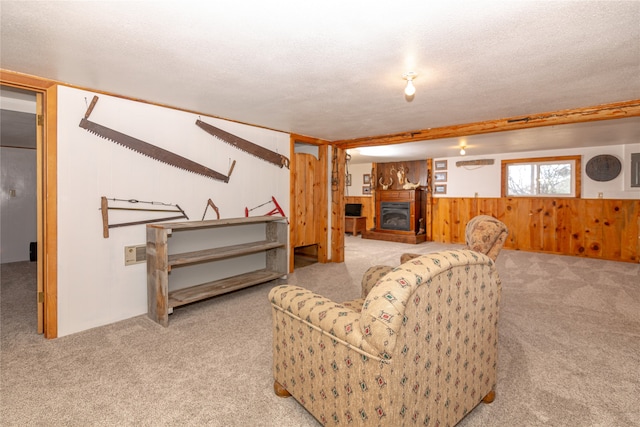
[431,197,640,263]
[375,160,428,190]
[344,196,374,230]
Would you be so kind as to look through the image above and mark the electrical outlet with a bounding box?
[124,244,146,265]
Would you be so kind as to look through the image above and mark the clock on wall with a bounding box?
[585,154,622,182]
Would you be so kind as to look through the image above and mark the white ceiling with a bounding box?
[1,1,639,162]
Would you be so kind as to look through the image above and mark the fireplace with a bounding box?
[364,189,426,243]
[380,202,411,231]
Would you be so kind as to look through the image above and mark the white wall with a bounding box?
[56,86,290,336]
[0,147,37,263]
[346,163,373,197]
[433,144,640,199]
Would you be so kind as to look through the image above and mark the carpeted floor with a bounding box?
[1,236,639,426]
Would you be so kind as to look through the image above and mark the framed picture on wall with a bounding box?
[363,174,371,184]
[434,184,447,194]
[434,171,448,182]
[435,160,448,170]
[346,174,352,186]
[363,186,371,195]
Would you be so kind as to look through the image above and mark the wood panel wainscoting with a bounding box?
[431,197,640,263]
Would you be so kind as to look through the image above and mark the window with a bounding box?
[502,156,581,197]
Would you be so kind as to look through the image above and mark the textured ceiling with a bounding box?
[1,1,639,162]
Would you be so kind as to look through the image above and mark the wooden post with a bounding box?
[146,226,169,327]
[101,196,109,238]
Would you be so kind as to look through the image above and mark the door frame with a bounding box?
[289,134,331,271]
[1,70,58,338]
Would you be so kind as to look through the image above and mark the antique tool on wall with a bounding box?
[195,119,290,169]
[80,96,235,183]
[100,196,188,238]
[201,198,220,220]
[244,196,285,217]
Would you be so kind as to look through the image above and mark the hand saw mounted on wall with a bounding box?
[100,197,188,238]
[195,119,290,169]
[79,96,235,182]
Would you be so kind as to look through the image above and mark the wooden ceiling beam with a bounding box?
[334,99,640,149]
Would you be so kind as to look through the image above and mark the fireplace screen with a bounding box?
[380,202,410,231]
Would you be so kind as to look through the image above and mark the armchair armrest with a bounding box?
[360,265,394,297]
[360,253,424,297]
[269,285,379,356]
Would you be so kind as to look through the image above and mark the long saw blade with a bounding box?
[80,118,230,183]
[195,119,290,169]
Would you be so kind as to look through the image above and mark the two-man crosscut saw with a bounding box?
[100,197,188,238]
[195,119,290,169]
[79,96,235,182]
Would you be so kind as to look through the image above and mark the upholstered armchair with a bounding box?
[269,249,501,426]
[397,215,509,268]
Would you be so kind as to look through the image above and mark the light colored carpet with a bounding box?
[1,236,639,426]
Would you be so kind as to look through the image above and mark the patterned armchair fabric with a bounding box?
[464,215,509,262]
[269,249,501,426]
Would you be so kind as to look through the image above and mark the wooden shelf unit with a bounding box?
[147,216,288,326]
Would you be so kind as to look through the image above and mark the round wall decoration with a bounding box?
[585,154,622,182]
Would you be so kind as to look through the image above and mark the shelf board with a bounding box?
[148,215,287,231]
[168,240,285,267]
[168,269,285,308]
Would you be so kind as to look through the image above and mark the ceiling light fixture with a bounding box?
[403,72,418,97]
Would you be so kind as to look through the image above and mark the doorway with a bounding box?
[290,140,329,271]
[0,84,44,335]
[0,82,57,338]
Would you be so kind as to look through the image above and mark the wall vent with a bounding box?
[124,244,146,265]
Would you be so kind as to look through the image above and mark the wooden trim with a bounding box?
[1,71,58,338]
[289,136,296,272]
[292,133,331,146]
[36,92,44,334]
[500,155,581,198]
[331,147,346,263]
[425,158,433,240]
[44,85,58,338]
[0,70,57,89]
[316,146,329,263]
[334,99,640,149]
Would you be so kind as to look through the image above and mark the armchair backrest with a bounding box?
[464,215,509,261]
[358,249,499,358]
